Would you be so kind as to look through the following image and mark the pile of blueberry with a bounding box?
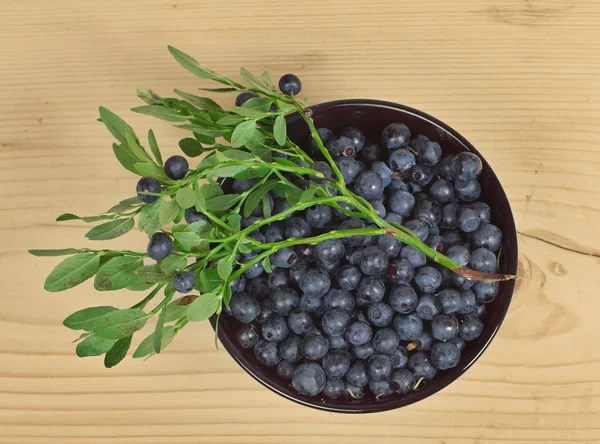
[226,120,502,400]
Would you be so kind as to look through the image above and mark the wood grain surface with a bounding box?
[1,0,599,442]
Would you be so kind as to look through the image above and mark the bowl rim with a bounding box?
[210,98,518,413]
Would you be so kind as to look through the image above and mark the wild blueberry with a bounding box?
[354,171,384,200]
[409,164,435,187]
[413,198,441,227]
[437,289,462,314]
[184,208,207,224]
[322,350,351,379]
[389,346,409,369]
[299,268,331,297]
[391,369,416,393]
[287,308,314,335]
[399,246,426,268]
[323,378,345,399]
[309,161,332,184]
[336,265,362,291]
[470,248,497,273]
[470,201,492,224]
[452,272,476,290]
[332,201,356,221]
[430,179,455,204]
[346,246,364,265]
[241,216,261,229]
[272,198,292,218]
[289,259,307,287]
[277,360,297,380]
[408,351,437,380]
[230,292,260,324]
[387,258,415,285]
[388,148,416,172]
[368,354,393,382]
[285,216,312,239]
[431,342,461,370]
[235,91,259,106]
[339,127,365,151]
[294,245,313,263]
[359,246,389,276]
[270,247,297,269]
[262,314,289,342]
[372,328,400,354]
[278,73,302,95]
[279,334,303,362]
[414,266,442,294]
[345,321,373,346]
[147,232,173,261]
[346,361,369,387]
[429,224,440,236]
[270,287,298,316]
[404,219,429,241]
[371,161,394,187]
[441,228,463,245]
[323,288,355,313]
[268,269,289,291]
[450,152,482,181]
[458,206,480,233]
[425,234,447,253]
[389,179,409,191]
[339,218,366,247]
[454,179,481,202]
[352,342,375,360]
[472,223,503,253]
[389,285,418,314]
[431,314,459,341]
[308,127,335,155]
[382,123,411,150]
[302,333,330,360]
[315,239,345,266]
[389,190,415,217]
[328,334,350,351]
[254,339,281,367]
[439,202,459,229]
[164,155,188,180]
[410,134,429,151]
[232,178,257,193]
[326,136,356,158]
[450,336,466,352]
[438,154,454,180]
[369,380,394,398]
[418,140,442,166]
[446,245,471,266]
[256,298,276,324]
[299,293,325,317]
[357,276,386,303]
[394,314,423,341]
[459,315,484,341]
[368,199,387,218]
[292,362,326,396]
[473,281,499,303]
[239,324,259,348]
[377,235,401,259]
[415,294,439,321]
[173,271,195,293]
[457,289,477,314]
[367,302,395,327]
[136,177,161,203]
[241,259,264,279]
[321,308,350,337]
[335,157,361,184]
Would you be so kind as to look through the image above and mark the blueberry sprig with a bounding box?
[30,46,515,368]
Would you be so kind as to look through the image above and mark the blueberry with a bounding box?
[367,354,392,382]
[389,190,415,217]
[261,314,289,342]
[346,246,365,265]
[425,234,447,253]
[336,265,362,291]
[321,308,350,336]
[230,292,260,324]
[429,224,440,236]
[399,246,426,268]
[269,287,298,315]
[270,247,298,269]
[418,140,442,166]
[431,314,459,341]
[173,271,195,293]
[335,157,361,184]
[147,232,173,261]
[183,207,207,225]
[446,245,471,266]
[439,203,459,229]
[431,342,461,370]
[277,360,297,380]
[289,260,308,287]
[299,268,331,298]
[302,333,330,360]
[230,275,246,294]
[438,154,454,180]
[437,289,462,314]
[389,346,409,369]
[323,378,345,399]
[388,148,416,172]
[441,228,464,245]
[345,321,373,346]
[241,216,261,229]
[285,217,312,239]
[454,179,481,202]
[389,179,409,191]
[404,219,429,241]
[470,201,492,224]
[429,179,455,204]
[368,199,387,219]
[359,246,389,276]
[328,334,350,351]
[458,206,481,233]
[391,369,416,393]
[287,308,314,335]
[232,178,257,193]
[382,123,411,150]
[343,380,365,399]
[387,258,415,285]
[436,263,454,286]
[326,136,356,158]
[357,276,386,303]
[413,198,441,227]
[278,73,302,95]
[292,362,326,396]
[323,288,355,313]
[339,218,366,247]
[414,266,442,294]
[279,334,303,362]
[415,294,439,321]
[268,268,289,290]
[241,257,264,279]
[457,289,477,314]
[314,239,345,266]
[367,303,395,327]
[337,127,364,151]
[354,171,384,200]
[239,324,259,348]
[309,161,332,184]
[472,223,502,253]
[410,134,429,151]
[408,351,437,380]
[299,293,325,317]
[473,281,499,303]
[358,142,386,164]
[256,298,276,324]
[389,285,418,314]
[394,314,423,341]
[408,164,435,187]
[470,248,497,273]
[346,361,369,387]
[164,155,188,180]
[371,161,394,187]
[452,272,476,290]
[254,339,281,367]
[459,315,484,341]
[450,336,466,352]
[332,201,357,221]
[322,350,351,378]
[235,91,259,107]
[352,342,375,360]
[372,328,400,354]
[369,380,394,398]
[450,152,482,181]
[309,128,335,154]
[136,177,161,203]
[377,235,402,259]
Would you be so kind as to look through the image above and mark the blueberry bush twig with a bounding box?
[29,46,516,368]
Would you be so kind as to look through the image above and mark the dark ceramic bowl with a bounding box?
[210,99,518,413]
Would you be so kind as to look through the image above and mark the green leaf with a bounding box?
[85,218,134,241]
[262,195,272,218]
[231,120,257,148]
[104,336,132,368]
[44,253,101,292]
[217,115,246,126]
[29,248,79,257]
[64,306,118,331]
[243,97,274,111]
[175,187,196,209]
[132,326,175,359]
[277,100,295,113]
[173,231,206,248]
[131,105,189,122]
[231,106,267,118]
[94,257,144,292]
[187,293,221,322]
[227,213,241,231]
[99,107,137,145]
[199,87,238,93]
[175,124,226,138]
[273,157,300,169]
[179,138,205,157]
[134,264,170,283]
[134,162,170,183]
[147,130,163,165]
[200,183,224,200]
[168,46,222,81]
[300,182,320,203]
[164,295,197,322]
[186,220,211,234]
[127,280,155,291]
[261,71,277,89]
[174,89,224,112]
[212,165,250,178]
[76,335,116,357]
[262,256,273,273]
[159,200,179,225]
[240,68,271,95]
[196,268,221,293]
[274,114,287,146]
[112,143,142,175]
[125,132,152,162]
[243,181,278,217]
[138,201,163,235]
[206,194,241,212]
[160,255,188,275]
[219,150,255,161]
[56,213,114,223]
[154,306,167,354]
[217,257,233,281]
[193,182,206,211]
[106,196,142,214]
[93,308,149,339]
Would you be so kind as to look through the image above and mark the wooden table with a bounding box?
[1,0,599,442]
